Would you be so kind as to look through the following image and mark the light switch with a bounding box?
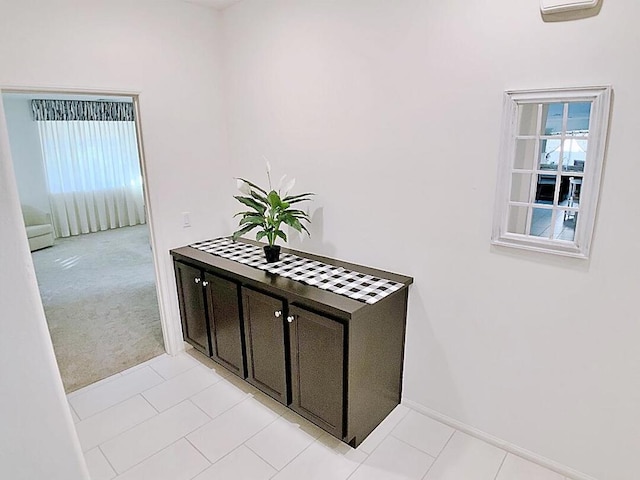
[182,212,191,228]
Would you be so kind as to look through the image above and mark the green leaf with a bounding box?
[276,230,287,242]
[240,215,265,226]
[250,190,269,206]
[233,210,257,218]
[234,196,266,214]
[282,214,303,232]
[237,177,268,195]
[282,192,314,202]
[267,190,282,209]
[300,223,311,236]
[256,230,267,241]
[285,196,313,205]
[232,223,260,241]
[286,209,310,221]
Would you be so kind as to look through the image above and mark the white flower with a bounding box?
[282,177,296,198]
[263,156,273,189]
[276,174,287,193]
[236,178,251,195]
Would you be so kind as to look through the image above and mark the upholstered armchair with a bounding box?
[22,205,55,251]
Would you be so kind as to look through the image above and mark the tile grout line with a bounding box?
[183,436,218,477]
[97,443,119,478]
[186,397,215,421]
[420,429,457,480]
[148,361,198,381]
[140,389,162,415]
[387,433,438,461]
[119,355,166,377]
[353,406,411,457]
[253,431,319,475]
[82,357,419,479]
[195,442,275,479]
[492,451,509,480]
[68,400,81,421]
[190,386,252,421]
[105,399,211,475]
[100,403,215,477]
[182,396,283,472]
[345,445,371,480]
[243,440,282,471]
[113,435,211,478]
[345,418,411,479]
[79,394,160,453]
[67,372,123,399]
[70,365,165,420]
[144,375,226,413]
[239,399,285,445]
[431,428,456,459]
[73,389,150,422]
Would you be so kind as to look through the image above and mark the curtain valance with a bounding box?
[31,99,134,121]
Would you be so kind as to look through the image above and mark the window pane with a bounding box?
[507,206,529,234]
[539,139,561,169]
[530,207,552,237]
[494,86,611,258]
[567,101,591,133]
[510,173,532,203]
[562,139,587,172]
[554,211,577,241]
[518,104,539,136]
[535,174,557,204]
[566,176,582,208]
[514,139,537,170]
[518,103,538,135]
[543,103,564,135]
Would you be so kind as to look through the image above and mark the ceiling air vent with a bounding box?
[540,0,599,14]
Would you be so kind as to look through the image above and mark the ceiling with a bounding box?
[183,0,242,10]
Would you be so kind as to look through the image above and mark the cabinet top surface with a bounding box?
[171,239,413,317]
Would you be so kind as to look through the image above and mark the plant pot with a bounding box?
[263,245,281,263]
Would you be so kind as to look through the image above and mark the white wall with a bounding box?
[2,1,638,479]
[220,2,640,480]
[0,96,89,480]
[3,96,49,212]
[0,0,232,477]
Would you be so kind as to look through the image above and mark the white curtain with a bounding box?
[36,119,145,237]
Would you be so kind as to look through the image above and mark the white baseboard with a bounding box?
[402,398,599,480]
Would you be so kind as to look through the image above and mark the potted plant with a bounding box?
[232,162,314,263]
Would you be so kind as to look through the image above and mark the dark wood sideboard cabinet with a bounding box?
[171,240,413,448]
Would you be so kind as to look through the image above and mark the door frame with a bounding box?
[0,85,177,356]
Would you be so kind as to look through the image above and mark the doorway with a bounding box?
[1,90,165,392]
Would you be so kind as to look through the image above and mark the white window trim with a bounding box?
[491,86,612,259]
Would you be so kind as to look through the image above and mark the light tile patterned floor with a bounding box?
[69,351,575,480]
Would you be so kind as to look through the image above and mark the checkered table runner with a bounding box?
[190,237,403,305]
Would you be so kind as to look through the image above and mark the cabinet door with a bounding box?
[242,287,288,404]
[175,262,211,356]
[205,273,245,377]
[289,305,344,439]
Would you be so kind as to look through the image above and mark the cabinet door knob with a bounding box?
[202,281,209,287]
[287,315,295,323]
[194,277,201,284]
[274,310,282,318]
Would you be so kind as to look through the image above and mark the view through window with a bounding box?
[492,87,611,258]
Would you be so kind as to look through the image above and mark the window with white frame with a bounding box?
[491,86,611,258]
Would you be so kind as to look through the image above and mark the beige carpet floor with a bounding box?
[32,224,165,393]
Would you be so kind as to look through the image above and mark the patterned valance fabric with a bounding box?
[31,99,135,121]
